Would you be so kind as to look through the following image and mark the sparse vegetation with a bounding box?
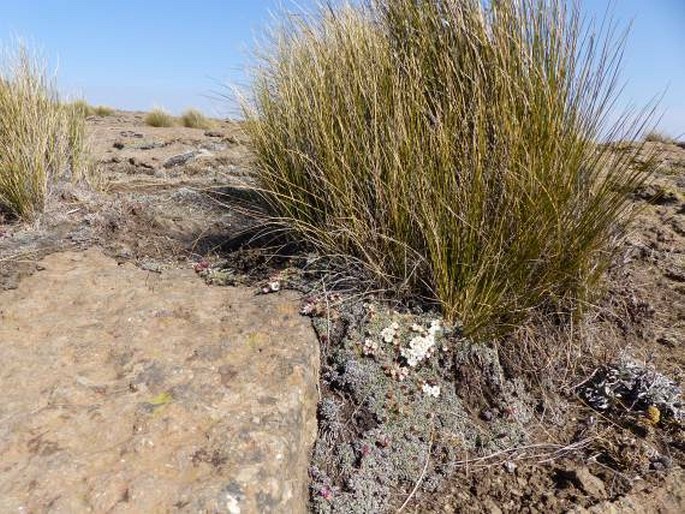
[145,107,175,127]
[62,101,89,180]
[180,108,213,129]
[245,0,660,338]
[0,45,89,220]
[68,101,114,117]
[645,130,675,144]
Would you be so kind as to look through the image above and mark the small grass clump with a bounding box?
[70,99,94,117]
[144,108,175,127]
[92,105,114,117]
[61,102,89,180]
[644,131,674,144]
[0,45,89,220]
[244,0,660,338]
[68,101,114,117]
[180,108,214,129]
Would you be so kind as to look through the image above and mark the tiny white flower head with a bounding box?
[391,365,410,381]
[380,325,397,343]
[422,383,441,398]
[363,338,379,356]
[428,319,441,335]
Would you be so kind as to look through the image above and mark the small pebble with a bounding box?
[503,461,517,474]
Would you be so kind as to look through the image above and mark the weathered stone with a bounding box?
[128,156,155,170]
[120,130,144,138]
[558,466,606,499]
[136,140,168,150]
[163,151,197,168]
[570,469,685,514]
[0,248,319,513]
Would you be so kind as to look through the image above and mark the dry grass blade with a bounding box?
[243,0,662,339]
[0,43,90,220]
[180,108,214,129]
[145,107,175,127]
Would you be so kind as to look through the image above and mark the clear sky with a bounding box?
[0,1,683,135]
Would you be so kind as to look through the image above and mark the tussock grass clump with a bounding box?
[70,99,94,117]
[61,102,89,180]
[93,105,114,116]
[180,108,214,129]
[0,46,89,220]
[145,108,175,127]
[68,101,113,117]
[644,131,674,144]
[245,0,658,338]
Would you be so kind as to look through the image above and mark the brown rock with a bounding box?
[163,151,197,168]
[558,466,607,499]
[0,249,319,513]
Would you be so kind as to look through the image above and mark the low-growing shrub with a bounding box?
[244,0,659,338]
[0,45,89,220]
[180,108,213,129]
[145,108,175,127]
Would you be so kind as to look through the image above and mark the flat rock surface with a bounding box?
[0,248,319,513]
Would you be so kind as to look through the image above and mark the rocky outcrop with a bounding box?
[0,248,319,513]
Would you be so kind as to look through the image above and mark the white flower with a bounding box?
[380,325,397,343]
[428,319,441,335]
[390,365,409,381]
[401,335,434,367]
[300,302,315,315]
[411,323,425,333]
[422,383,441,398]
[363,338,379,356]
[400,319,442,367]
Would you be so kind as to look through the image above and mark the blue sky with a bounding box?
[0,1,683,135]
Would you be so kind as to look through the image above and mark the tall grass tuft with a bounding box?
[70,99,94,117]
[180,108,214,129]
[644,130,674,144]
[145,107,175,127]
[0,45,89,220]
[244,0,658,338]
[68,101,113,117]
[93,105,114,116]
